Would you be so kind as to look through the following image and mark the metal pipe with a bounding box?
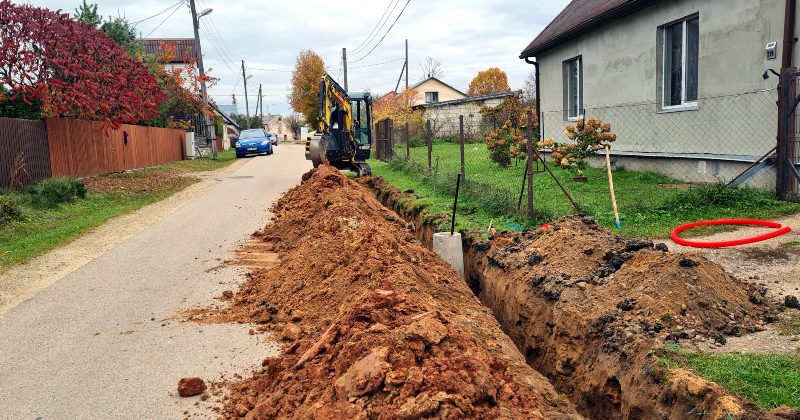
[451,172,461,235]
[726,146,777,186]
[783,0,796,69]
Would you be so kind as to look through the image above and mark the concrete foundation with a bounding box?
[432,232,464,278]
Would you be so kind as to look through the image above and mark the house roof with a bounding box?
[519,0,660,58]
[411,91,517,110]
[262,114,281,124]
[142,38,199,63]
[412,77,466,96]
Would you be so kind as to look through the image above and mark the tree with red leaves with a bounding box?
[0,1,165,129]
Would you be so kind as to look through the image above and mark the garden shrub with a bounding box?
[0,194,25,225]
[27,178,87,207]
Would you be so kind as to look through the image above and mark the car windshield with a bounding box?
[239,130,265,140]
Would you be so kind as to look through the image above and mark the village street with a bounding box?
[0,145,308,419]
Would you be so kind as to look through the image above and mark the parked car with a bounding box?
[235,128,273,158]
[266,132,278,146]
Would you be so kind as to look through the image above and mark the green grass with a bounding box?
[780,241,800,247]
[656,346,800,409]
[372,144,799,238]
[0,150,238,272]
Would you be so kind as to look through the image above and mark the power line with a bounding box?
[132,0,184,26]
[351,0,411,63]
[144,3,184,38]
[350,0,398,55]
[350,57,403,69]
[198,0,239,64]
[199,24,239,76]
[247,67,294,73]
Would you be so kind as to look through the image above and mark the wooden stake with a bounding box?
[605,145,621,228]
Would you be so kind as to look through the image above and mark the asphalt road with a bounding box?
[0,143,310,419]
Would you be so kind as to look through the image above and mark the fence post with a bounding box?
[389,119,394,159]
[406,122,410,159]
[526,111,535,219]
[427,119,432,169]
[460,115,465,175]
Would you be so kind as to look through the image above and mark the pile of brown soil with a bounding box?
[202,166,581,420]
[465,214,793,419]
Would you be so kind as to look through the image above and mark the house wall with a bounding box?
[536,0,796,188]
[422,97,507,138]
[411,79,467,106]
[263,116,293,140]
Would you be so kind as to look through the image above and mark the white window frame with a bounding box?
[661,16,699,111]
[565,57,583,121]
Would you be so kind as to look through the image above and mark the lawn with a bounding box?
[0,150,238,272]
[657,345,800,409]
[369,143,799,238]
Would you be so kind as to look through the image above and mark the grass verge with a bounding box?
[0,150,238,272]
[371,145,799,238]
[656,345,800,409]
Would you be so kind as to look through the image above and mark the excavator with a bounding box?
[305,73,373,177]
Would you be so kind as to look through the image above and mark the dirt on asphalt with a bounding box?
[197,168,799,420]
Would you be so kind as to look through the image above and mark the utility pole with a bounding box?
[189,0,216,159]
[242,60,250,130]
[342,47,348,91]
[405,39,408,89]
[259,84,263,127]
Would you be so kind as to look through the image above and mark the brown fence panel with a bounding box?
[45,118,185,179]
[375,118,393,162]
[0,117,51,189]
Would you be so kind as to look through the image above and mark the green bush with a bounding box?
[27,178,88,207]
[0,194,25,225]
[0,86,42,120]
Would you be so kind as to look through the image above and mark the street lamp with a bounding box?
[189,0,218,158]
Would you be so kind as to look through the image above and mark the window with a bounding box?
[663,16,699,108]
[425,92,439,103]
[563,57,582,120]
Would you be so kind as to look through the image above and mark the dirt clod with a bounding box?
[178,377,207,397]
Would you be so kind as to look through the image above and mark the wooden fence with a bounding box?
[0,117,186,189]
[0,117,51,189]
[45,118,185,179]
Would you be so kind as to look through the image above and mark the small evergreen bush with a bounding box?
[0,194,25,225]
[27,178,87,207]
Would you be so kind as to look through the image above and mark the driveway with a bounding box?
[0,144,310,419]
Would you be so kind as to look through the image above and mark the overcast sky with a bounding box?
[29,0,569,118]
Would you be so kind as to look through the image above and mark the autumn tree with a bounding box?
[467,67,511,97]
[372,88,422,127]
[0,1,165,129]
[521,70,536,108]
[419,56,444,80]
[288,50,326,125]
[287,112,303,136]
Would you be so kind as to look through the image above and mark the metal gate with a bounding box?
[375,118,394,162]
[781,71,800,201]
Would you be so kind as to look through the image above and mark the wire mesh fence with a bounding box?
[385,88,796,227]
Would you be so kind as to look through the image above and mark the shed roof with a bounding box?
[411,91,517,110]
[519,0,660,58]
[142,38,199,63]
[412,77,466,96]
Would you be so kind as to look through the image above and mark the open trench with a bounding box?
[363,176,798,420]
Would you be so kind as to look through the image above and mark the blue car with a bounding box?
[235,128,273,158]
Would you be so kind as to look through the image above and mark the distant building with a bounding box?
[142,38,199,90]
[410,77,467,107]
[262,114,293,141]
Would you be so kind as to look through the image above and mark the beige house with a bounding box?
[262,114,293,141]
[410,77,467,107]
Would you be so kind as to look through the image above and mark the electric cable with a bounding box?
[350,0,398,55]
[144,4,184,38]
[350,57,403,69]
[132,0,184,26]
[350,0,411,63]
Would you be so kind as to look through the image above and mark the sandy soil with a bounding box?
[665,212,800,354]
[0,158,249,317]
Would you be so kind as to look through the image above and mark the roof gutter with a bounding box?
[519,0,661,58]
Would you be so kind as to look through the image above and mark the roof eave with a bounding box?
[519,0,660,58]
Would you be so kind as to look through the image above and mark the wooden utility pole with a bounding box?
[342,48,348,91]
[189,0,216,158]
[259,84,263,128]
[242,60,250,130]
[405,39,409,89]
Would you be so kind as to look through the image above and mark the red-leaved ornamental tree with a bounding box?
[0,0,165,129]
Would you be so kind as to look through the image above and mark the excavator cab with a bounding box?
[306,73,372,177]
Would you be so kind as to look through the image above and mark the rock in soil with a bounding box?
[178,377,207,397]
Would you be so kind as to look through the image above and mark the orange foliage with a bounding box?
[288,50,326,124]
[371,88,422,126]
[467,67,511,97]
